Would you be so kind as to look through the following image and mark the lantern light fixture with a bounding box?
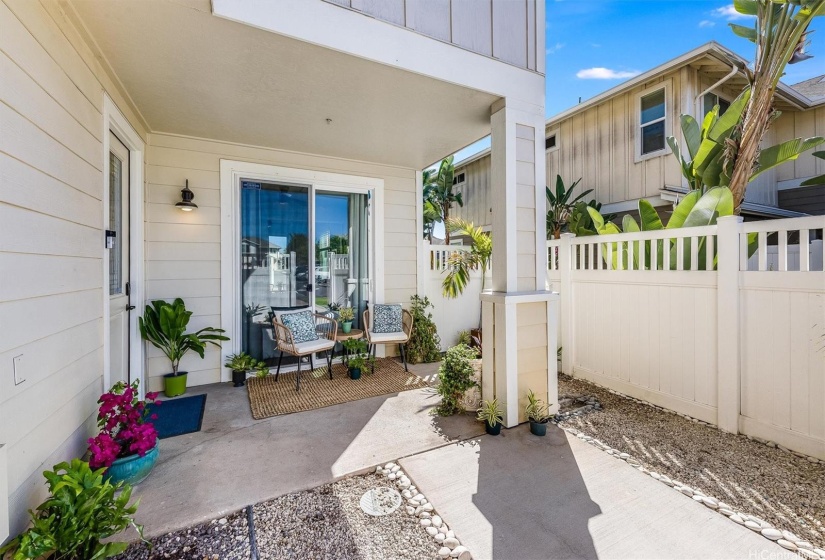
[175,180,198,211]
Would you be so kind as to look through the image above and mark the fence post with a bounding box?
[716,216,743,434]
[559,233,575,376]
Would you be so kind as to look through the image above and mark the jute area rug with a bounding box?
[247,358,431,420]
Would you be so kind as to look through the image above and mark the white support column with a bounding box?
[481,98,553,428]
[558,233,575,376]
[716,215,744,433]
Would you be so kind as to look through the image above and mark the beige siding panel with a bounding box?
[0,253,100,302]
[146,260,221,281]
[147,241,220,262]
[492,0,527,68]
[146,202,221,226]
[793,110,817,179]
[0,204,100,258]
[774,114,796,182]
[146,279,221,300]
[611,96,627,203]
[597,102,611,196]
[405,0,451,42]
[450,0,492,56]
[384,217,416,234]
[145,223,221,243]
[146,166,220,189]
[147,183,221,207]
[0,154,101,228]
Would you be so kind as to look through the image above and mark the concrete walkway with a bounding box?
[131,362,483,537]
[401,425,779,560]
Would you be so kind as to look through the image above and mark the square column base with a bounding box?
[480,291,559,427]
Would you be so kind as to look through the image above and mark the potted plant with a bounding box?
[254,360,270,378]
[525,389,553,436]
[342,338,371,379]
[0,459,145,560]
[224,352,257,387]
[87,380,161,486]
[139,298,228,397]
[338,306,355,333]
[477,399,504,435]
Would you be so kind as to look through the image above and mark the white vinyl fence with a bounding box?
[422,242,491,349]
[547,215,825,460]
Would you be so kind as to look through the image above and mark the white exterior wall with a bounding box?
[145,133,419,391]
[0,0,147,536]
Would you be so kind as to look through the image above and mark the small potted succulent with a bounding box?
[477,399,504,435]
[342,338,372,379]
[525,389,553,436]
[338,306,355,333]
[87,380,161,485]
[139,298,228,397]
[224,352,257,387]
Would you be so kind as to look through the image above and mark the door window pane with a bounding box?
[241,182,310,363]
[109,152,123,295]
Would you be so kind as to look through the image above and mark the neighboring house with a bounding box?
[1,0,549,540]
[453,42,825,230]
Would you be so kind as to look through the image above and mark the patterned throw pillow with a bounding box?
[372,304,402,333]
[280,311,319,344]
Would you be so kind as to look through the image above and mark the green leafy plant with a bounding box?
[567,200,615,237]
[546,175,593,239]
[801,151,825,186]
[476,399,504,427]
[423,156,464,244]
[338,307,355,322]
[525,390,552,423]
[436,344,478,416]
[224,352,257,372]
[442,219,492,298]
[254,360,270,378]
[139,298,228,376]
[404,295,442,364]
[457,330,472,347]
[342,339,373,371]
[0,459,143,560]
[665,0,824,212]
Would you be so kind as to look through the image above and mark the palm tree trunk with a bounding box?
[443,205,450,244]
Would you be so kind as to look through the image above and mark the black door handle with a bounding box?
[126,305,136,311]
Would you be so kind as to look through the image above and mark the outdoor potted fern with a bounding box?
[339,306,355,333]
[477,398,504,435]
[139,298,228,397]
[224,352,257,387]
[525,389,553,436]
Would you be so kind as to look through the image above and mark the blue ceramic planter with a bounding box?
[106,443,159,486]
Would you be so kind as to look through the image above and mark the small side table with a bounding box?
[334,329,364,365]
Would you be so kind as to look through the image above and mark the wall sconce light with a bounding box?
[175,180,198,211]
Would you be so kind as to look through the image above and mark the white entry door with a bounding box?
[108,132,131,387]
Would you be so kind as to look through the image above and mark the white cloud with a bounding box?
[546,42,565,55]
[712,4,754,20]
[699,20,716,28]
[576,67,641,80]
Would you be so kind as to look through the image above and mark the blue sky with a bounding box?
[452,0,824,163]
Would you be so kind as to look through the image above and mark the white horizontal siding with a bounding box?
[0,0,147,537]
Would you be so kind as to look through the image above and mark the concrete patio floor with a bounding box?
[401,425,780,560]
[131,361,484,537]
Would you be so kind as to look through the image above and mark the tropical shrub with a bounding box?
[404,295,442,364]
[87,381,160,469]
[667,0,824,212]
[224,352,257,372]
[546,175,593,239]
[525,390,552,423]
[424,157,464,244]
[139,298,228,376]
[476,399,504,427]
[436,344,478,416]
[442,219,492,297]
[567,199,615,237]
[0,459,143,560]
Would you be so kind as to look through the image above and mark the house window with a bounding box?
[703,92,730,117]
[453,172,465,185]
[639,88,666,156]
[545,134,557,151]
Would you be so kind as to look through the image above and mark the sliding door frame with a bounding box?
[219,160,384,381]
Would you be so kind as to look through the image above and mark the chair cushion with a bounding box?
[369,331,408,343]
[372,304,402,333]
[279,310,319,343]
[294,338,335,354]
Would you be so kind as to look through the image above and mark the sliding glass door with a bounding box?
[239,181,370,365]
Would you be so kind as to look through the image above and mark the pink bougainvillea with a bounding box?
[87,381,161,469]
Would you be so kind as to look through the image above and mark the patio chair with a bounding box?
[363,304,414,372]
[272,310,337,391]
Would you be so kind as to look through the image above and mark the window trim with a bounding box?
[545,129,559,153]
[702,91,731,118]
[634,80,671,163]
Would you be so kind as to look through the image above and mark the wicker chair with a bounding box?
[272,311,337,391]
[363,307,414,372]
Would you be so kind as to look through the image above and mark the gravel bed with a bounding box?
[254,472,440,560]
[557,373,825,549]
[114,509,251,560]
